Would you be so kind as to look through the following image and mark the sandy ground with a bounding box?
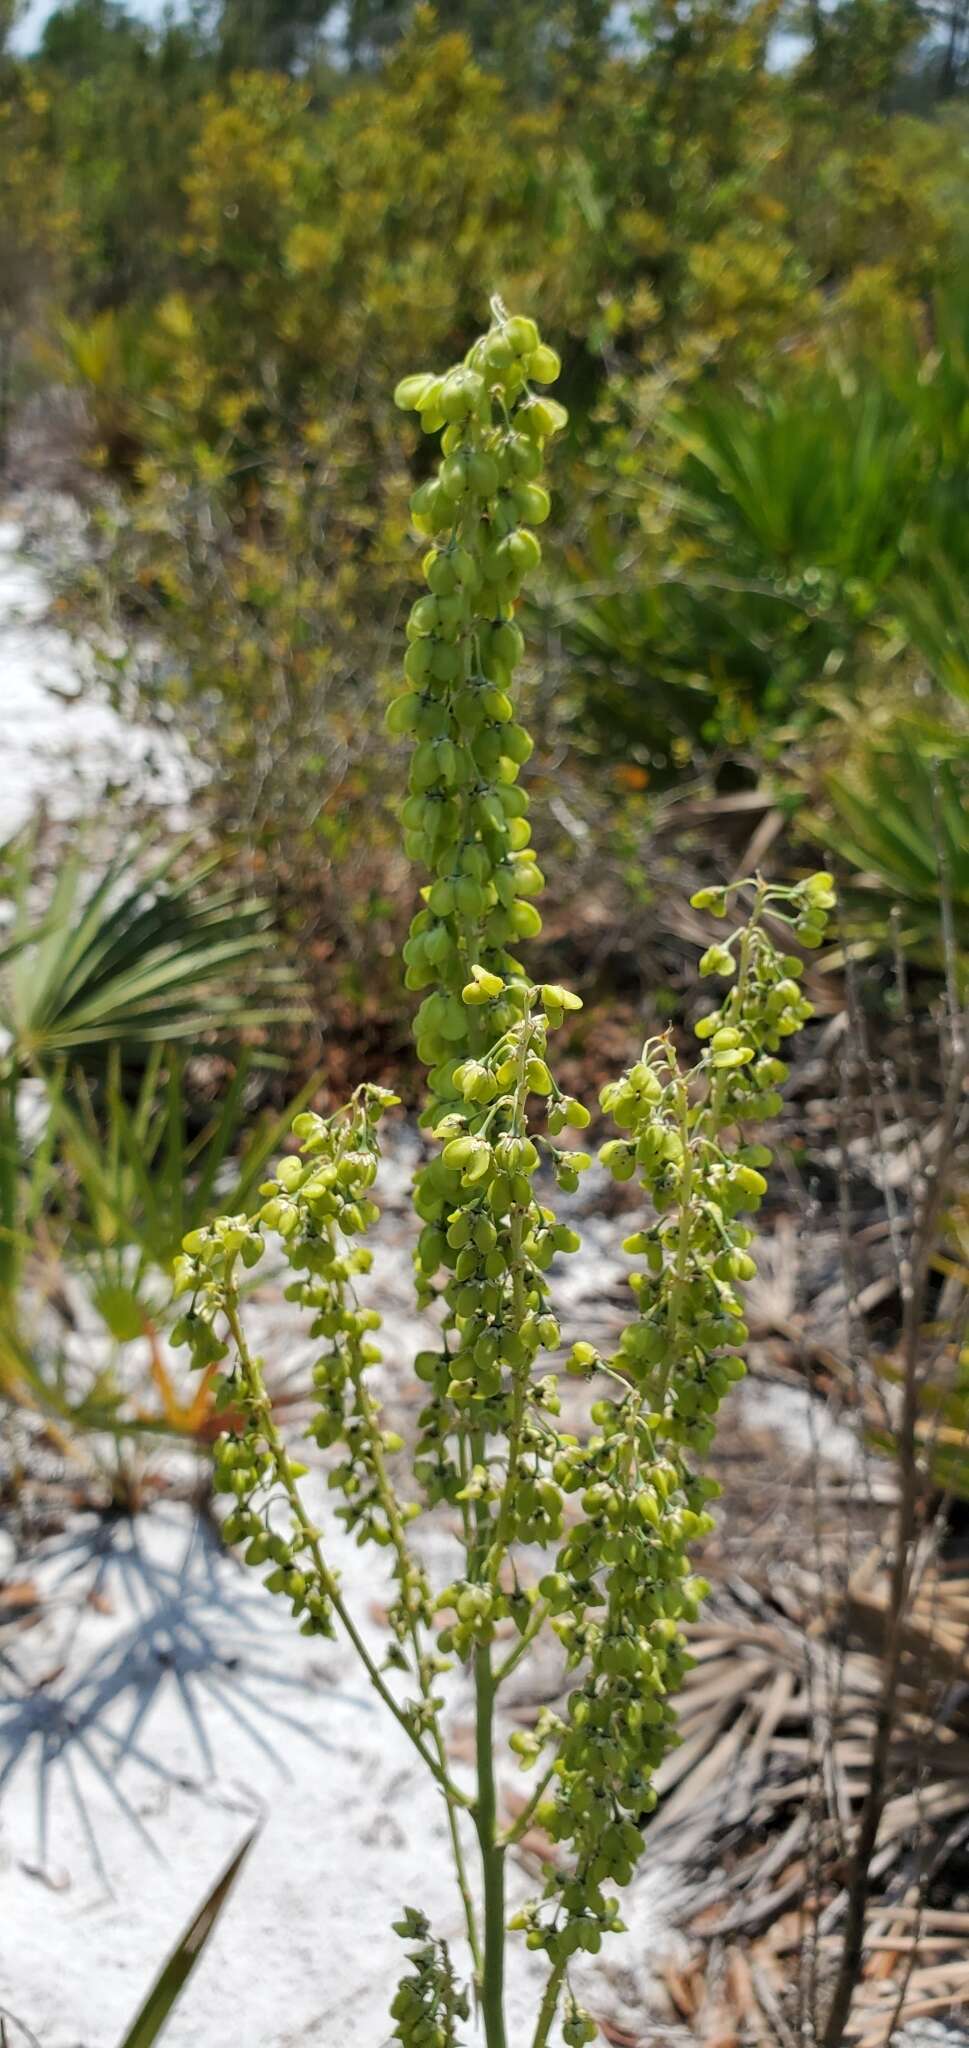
[1,1498,565,2048]
[0,506,185,838]
[0,1434,683,2048]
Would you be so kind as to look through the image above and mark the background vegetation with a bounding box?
[1,0,966,1050]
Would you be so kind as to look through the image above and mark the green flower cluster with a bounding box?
[504,873,836,1968]
[172,1084,438,1665]
[390,301,565,1110]
[390,1909,470,2048]
[411,974,594,1652]
[177,310,836,2048]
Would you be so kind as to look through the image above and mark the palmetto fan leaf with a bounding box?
[0,833,297,1063]
[895,545,969,710]
[812,735,969,968]
[669,375,917,578]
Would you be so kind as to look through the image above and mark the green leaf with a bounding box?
[117,1824,259,2048]
[1,828,301,1067]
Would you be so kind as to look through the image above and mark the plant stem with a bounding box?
[531,1962,566,2048]
[474,1643,507,2048]
[493,1599,550,1684]
[485,1010,535,1590]
[659,1069,694,1404]
[222,1282,471,1809]
[344,1337,482,1973]
[499,1759,556,1847]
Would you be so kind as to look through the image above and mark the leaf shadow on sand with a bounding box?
[0,1507,372,1890]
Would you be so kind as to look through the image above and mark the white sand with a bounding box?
[0,507,185,836]
[0,1487,682,2048]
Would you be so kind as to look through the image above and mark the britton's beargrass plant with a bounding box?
[173,304,836,2048]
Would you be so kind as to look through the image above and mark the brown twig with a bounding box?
[820,1033,969,2047]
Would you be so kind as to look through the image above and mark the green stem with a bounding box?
[475,1643,507,2048]
[346,1340,482,1974]
[493,1598,550,1684]
[485,1011,535,1591]
[444,1772,482,1981]
[485,1204,528,1586]
[531,1962,566,2048]
[222,1282,471,1810]
[499,1758,556,1847]
[658,1072,694,1404]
